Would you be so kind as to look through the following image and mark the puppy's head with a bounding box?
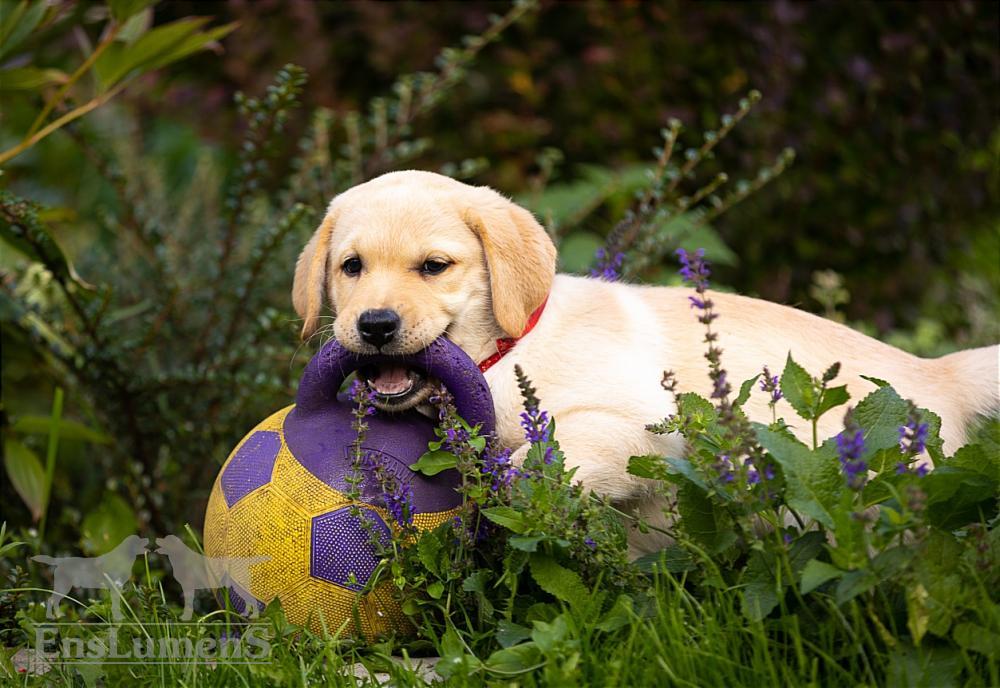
[293,170,556,409]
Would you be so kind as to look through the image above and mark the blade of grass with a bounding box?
[37,386,63,542]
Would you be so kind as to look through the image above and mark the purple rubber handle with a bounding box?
[295,337,495,435]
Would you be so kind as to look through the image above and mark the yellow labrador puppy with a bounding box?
[293,170,998,543]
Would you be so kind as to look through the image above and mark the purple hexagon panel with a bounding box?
[221,430,280,507]
[221,581,266,617]
[311,507,391,591]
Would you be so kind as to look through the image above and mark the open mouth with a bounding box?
[360,363,427,405]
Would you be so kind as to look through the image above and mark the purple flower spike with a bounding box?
[590,247,625,281]
[520,408,552,444]
[676,248,710,289]
[898,415,929,456]
[760,366,782,404]
[836,422,868,490]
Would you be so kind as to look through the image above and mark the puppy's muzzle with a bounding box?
[357,308,400,349]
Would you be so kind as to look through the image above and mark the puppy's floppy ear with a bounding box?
[292,208,339,340]
[462,187,557,337]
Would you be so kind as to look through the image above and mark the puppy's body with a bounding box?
[293,171,999,552]
[486,274,996,497]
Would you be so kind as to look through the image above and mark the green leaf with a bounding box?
[461,570,493,617]
[741,550,781,621]
[852,385,910,455]
[529,554,589,610]
[557,231,603,273]
[0,191,93,291]
[436,626,480,678]
[815,385,850,417]
[677,391,717,420]
[906,583,930,646]
[485,643,541,673]
[596,595,634,633]
[481,506,529,534]
[675,220,738,267]
[947,443,999,483]
[426,581,444,599]
[787,531,826,574]
[417,528,443,575]
[94,17,235,91]
[3,439,46,521]
[734,374,760,409]
[0,0,46,61]
[755,425,841,529]
[676,480,733,552]
[627,454,669,480]
[509,535,545,552]
[921,466,998,529]
[859,374,890,388]
[496,620,532,649]
[143,21,238,72]
[531,615,568,653]
[887,644,963,688]
[780,353,816,420]
[80,494,138,555]
[665,456,708,490]
[920,407,945,465]
[953,622,1000,658]
[884,642,973,688]
[0,67,68,92]
[116,7,152,44]
[11,415,111,444]
[516,163,649,232]
[409,449,458,476]
[742,579,781,622]
[799,559,844,594]
[109,0,154,22]
[835,569,876,605]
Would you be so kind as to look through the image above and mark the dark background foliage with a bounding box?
[154,0,999,334]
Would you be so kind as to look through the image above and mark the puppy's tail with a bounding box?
[937,344,1000,427]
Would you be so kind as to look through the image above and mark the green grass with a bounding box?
[3,562,997,687]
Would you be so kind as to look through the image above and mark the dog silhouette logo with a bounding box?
[155,535,269,620]
[31,535,150,621]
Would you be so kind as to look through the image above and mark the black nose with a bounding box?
[357,309,400,348]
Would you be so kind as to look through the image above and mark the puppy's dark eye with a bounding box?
[342,257,362,276]
[421,259,450,276]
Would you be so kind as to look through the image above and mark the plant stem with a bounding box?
[26,23,122,139]
[0,82,129,167]
[38,387,64,542]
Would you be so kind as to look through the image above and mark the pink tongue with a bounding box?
[371,365,412,395]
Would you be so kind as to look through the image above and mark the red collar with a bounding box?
[478,297,548,373]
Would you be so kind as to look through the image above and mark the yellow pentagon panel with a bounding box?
[362,581,412,638]
[227,486,310,602]
[412,507,461,532]
[279,578,362,638]
[271,443,349,516]
[252,405,294,435]
[202,483,229,558]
